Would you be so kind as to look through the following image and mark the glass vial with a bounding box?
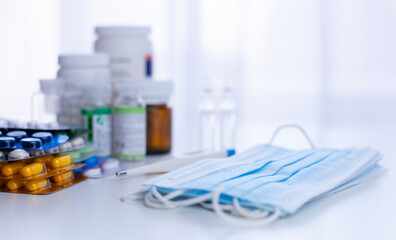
[113,83,146,161]
[219,87,237,149]
[198,87,217,151]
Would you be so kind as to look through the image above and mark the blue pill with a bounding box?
[20,138,42,149]
[80,157,99,170]
[32,132,53,144]
[0,137,16,148]
[6,131,27,141]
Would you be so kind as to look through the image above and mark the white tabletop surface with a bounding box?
[0,123,395,240]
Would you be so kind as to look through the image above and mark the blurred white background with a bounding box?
[1,0,396,153]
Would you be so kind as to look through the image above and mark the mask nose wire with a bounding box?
[269,124,316,149]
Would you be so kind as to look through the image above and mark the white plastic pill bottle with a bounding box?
[57,54,111,127]
[57,53,111,88]
[113,82,146,161]
[94,26,153,83]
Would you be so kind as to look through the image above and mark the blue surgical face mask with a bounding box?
[147,144,294,187]
[125,125,386,226]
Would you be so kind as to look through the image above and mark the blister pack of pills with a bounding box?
[0,136,92,162]
[0,130,69,150]
[0,120,92,194]
[56,144,94,162]
[0,154,85,180]
[0,118,88,143]
[0,171,87,194]
[0,152,88,194]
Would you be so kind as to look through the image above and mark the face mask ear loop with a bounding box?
[145,190,178,209]
[161,189,186,200]
[149,186,215,208]
[232,198,270,219]
[212,187,281,227]
[269,124,316,149]
[145,187,182,208]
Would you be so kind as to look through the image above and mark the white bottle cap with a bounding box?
[83,167,102,178]
[58,53,110,67]
[101,158,120,171]
[95,26,151,37]
[141,80,173,104]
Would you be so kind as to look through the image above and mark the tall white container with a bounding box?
[94,26,153,83]
[57,53,111,127]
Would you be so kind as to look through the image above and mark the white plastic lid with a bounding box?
[83,167,102,177]
[95,26,151,37]
[40,79,63,94]
[58,53,110,67]
[142,80,173,101]
[101,158,120,171]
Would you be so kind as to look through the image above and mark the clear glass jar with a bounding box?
[31,79,63,123]
[113,84,146,161]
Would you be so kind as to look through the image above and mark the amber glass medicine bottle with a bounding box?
[142,81,173,154]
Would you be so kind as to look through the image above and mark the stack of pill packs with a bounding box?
[0,122,95,194]
[0,119,126,181]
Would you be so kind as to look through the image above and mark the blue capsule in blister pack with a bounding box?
[0,131,69,150]
[6,131,27,141]
[20,138,42,149]
[32,132,53,144]
[0,137,16,148]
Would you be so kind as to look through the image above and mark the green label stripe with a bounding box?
[92,107,111,115]
[113,153,145,158]
[81,109,90,115]
[115,107,146,114]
